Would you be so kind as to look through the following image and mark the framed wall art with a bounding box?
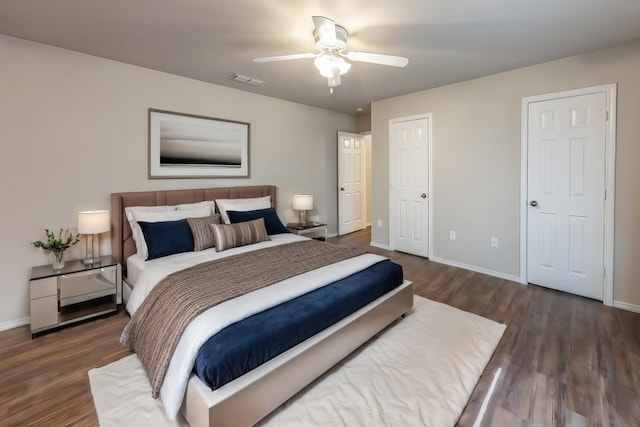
[148,109,250,178]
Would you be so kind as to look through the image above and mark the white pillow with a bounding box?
[176,200,215,213]
[125,204,175,222]
[215,196,272,224]
[130,205,212,259]
[125,205,176,256]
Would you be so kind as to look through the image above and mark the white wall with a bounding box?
[371,39,640,308]
[357,114,371,133]
[0,35,357,328]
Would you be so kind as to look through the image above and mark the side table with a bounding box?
[286,222,328,241]
[29,255,122,337]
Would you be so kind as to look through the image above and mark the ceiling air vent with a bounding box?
[229,73,264,86]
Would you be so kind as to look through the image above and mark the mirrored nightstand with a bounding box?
[286,223,328,241]
[29,256,122,337]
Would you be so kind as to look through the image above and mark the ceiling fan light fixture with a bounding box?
[314,55,332,77]
[328,73,341,88]
[314,54,351,79]
[253,16,409,91]
[338,58,351,75]
[328,64,342,87]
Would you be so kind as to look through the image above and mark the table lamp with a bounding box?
[78,210,110,265]
[292,195,313,225]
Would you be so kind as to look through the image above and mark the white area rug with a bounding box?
[89,296,505,427]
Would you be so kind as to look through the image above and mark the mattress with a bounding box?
[126,253,146,285]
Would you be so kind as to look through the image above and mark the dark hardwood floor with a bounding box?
[1,227,638,426]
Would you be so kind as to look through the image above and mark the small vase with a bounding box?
[51,251,65,270]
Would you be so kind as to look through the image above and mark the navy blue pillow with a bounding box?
[138,219,194,260]
[226,208,290,235]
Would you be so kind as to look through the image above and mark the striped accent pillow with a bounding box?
[211,218,270,252]
[187,214,222,251]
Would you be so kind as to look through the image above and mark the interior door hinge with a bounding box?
[606,111,609,121]
[604,189,607,200]
[603,267,606,278]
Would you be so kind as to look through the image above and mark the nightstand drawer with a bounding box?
[59,265,117,307]
[30,277,57,299]
[30,295,58,330]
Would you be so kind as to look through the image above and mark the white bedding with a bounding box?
[125,234,388,419]
[127,233,304,315]
[126,253,147,285]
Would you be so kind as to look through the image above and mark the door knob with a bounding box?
[420,193,427,199]
[340,187,345,191]
[530,200,539,207]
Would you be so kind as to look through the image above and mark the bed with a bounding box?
[110,185,413,427]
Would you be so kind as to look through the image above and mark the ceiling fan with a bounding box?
[253,16,409,91]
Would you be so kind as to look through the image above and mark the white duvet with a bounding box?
[126,234,387,419]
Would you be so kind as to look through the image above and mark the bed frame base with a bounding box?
[181,280,413,427]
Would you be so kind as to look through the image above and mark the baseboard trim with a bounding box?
[613,300,640,314]
[429,256,523,283]
[0,316,30,332]
[370,241,392,251]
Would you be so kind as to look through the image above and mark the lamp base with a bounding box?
[298,210,308,225]
[83,234,102,266]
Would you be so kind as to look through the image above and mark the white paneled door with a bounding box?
[338,131,365,235]
[527,92,607,300]
[389,116,430,257]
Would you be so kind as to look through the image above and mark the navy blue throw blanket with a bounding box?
[194,259,404,390]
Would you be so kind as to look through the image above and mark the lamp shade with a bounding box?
[292,195,313,211]
[77,210,110,234]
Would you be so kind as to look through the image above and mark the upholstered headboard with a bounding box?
[110,185,277,274]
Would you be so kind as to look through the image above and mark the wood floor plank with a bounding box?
[489,406,527,426]
[0,312,131,426]
[0,227,638,426]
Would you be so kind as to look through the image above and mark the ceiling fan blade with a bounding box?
[312,16,337,47]
[253,53,317,63]
[346,51,409,67]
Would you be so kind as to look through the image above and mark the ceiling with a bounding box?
[2,0,640,115]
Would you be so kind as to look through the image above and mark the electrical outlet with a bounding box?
[491,237,498,248]
[377,219,383,227]
[449,230,456,241]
